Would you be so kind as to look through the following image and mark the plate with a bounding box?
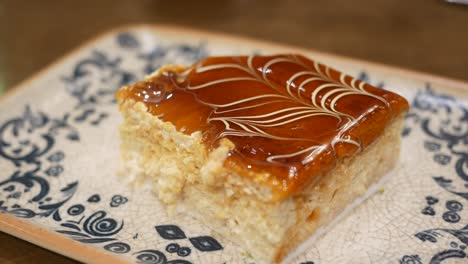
[0,25,467,264]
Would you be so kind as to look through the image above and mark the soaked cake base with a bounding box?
[117,97,404,263]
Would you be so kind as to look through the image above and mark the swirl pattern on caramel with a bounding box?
[118,55,409,199]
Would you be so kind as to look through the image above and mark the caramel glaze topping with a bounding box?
[117,55,409,200]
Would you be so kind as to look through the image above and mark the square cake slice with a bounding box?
[116,54,409,263]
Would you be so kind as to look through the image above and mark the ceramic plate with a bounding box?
[1,25,467,264]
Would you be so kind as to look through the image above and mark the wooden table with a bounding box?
[1,0,467,263]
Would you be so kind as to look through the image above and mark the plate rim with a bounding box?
[0,213,129,264]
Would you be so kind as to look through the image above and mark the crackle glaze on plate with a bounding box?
[0,25,467,264]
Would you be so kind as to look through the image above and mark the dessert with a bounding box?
[116,54,409,263]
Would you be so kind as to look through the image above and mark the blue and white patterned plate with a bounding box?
[0,25,467,264]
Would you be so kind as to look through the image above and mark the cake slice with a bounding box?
[116,54,409,263]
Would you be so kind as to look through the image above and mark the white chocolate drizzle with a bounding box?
[176,55,390,164]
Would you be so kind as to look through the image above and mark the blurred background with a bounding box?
[0,0,467,263]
